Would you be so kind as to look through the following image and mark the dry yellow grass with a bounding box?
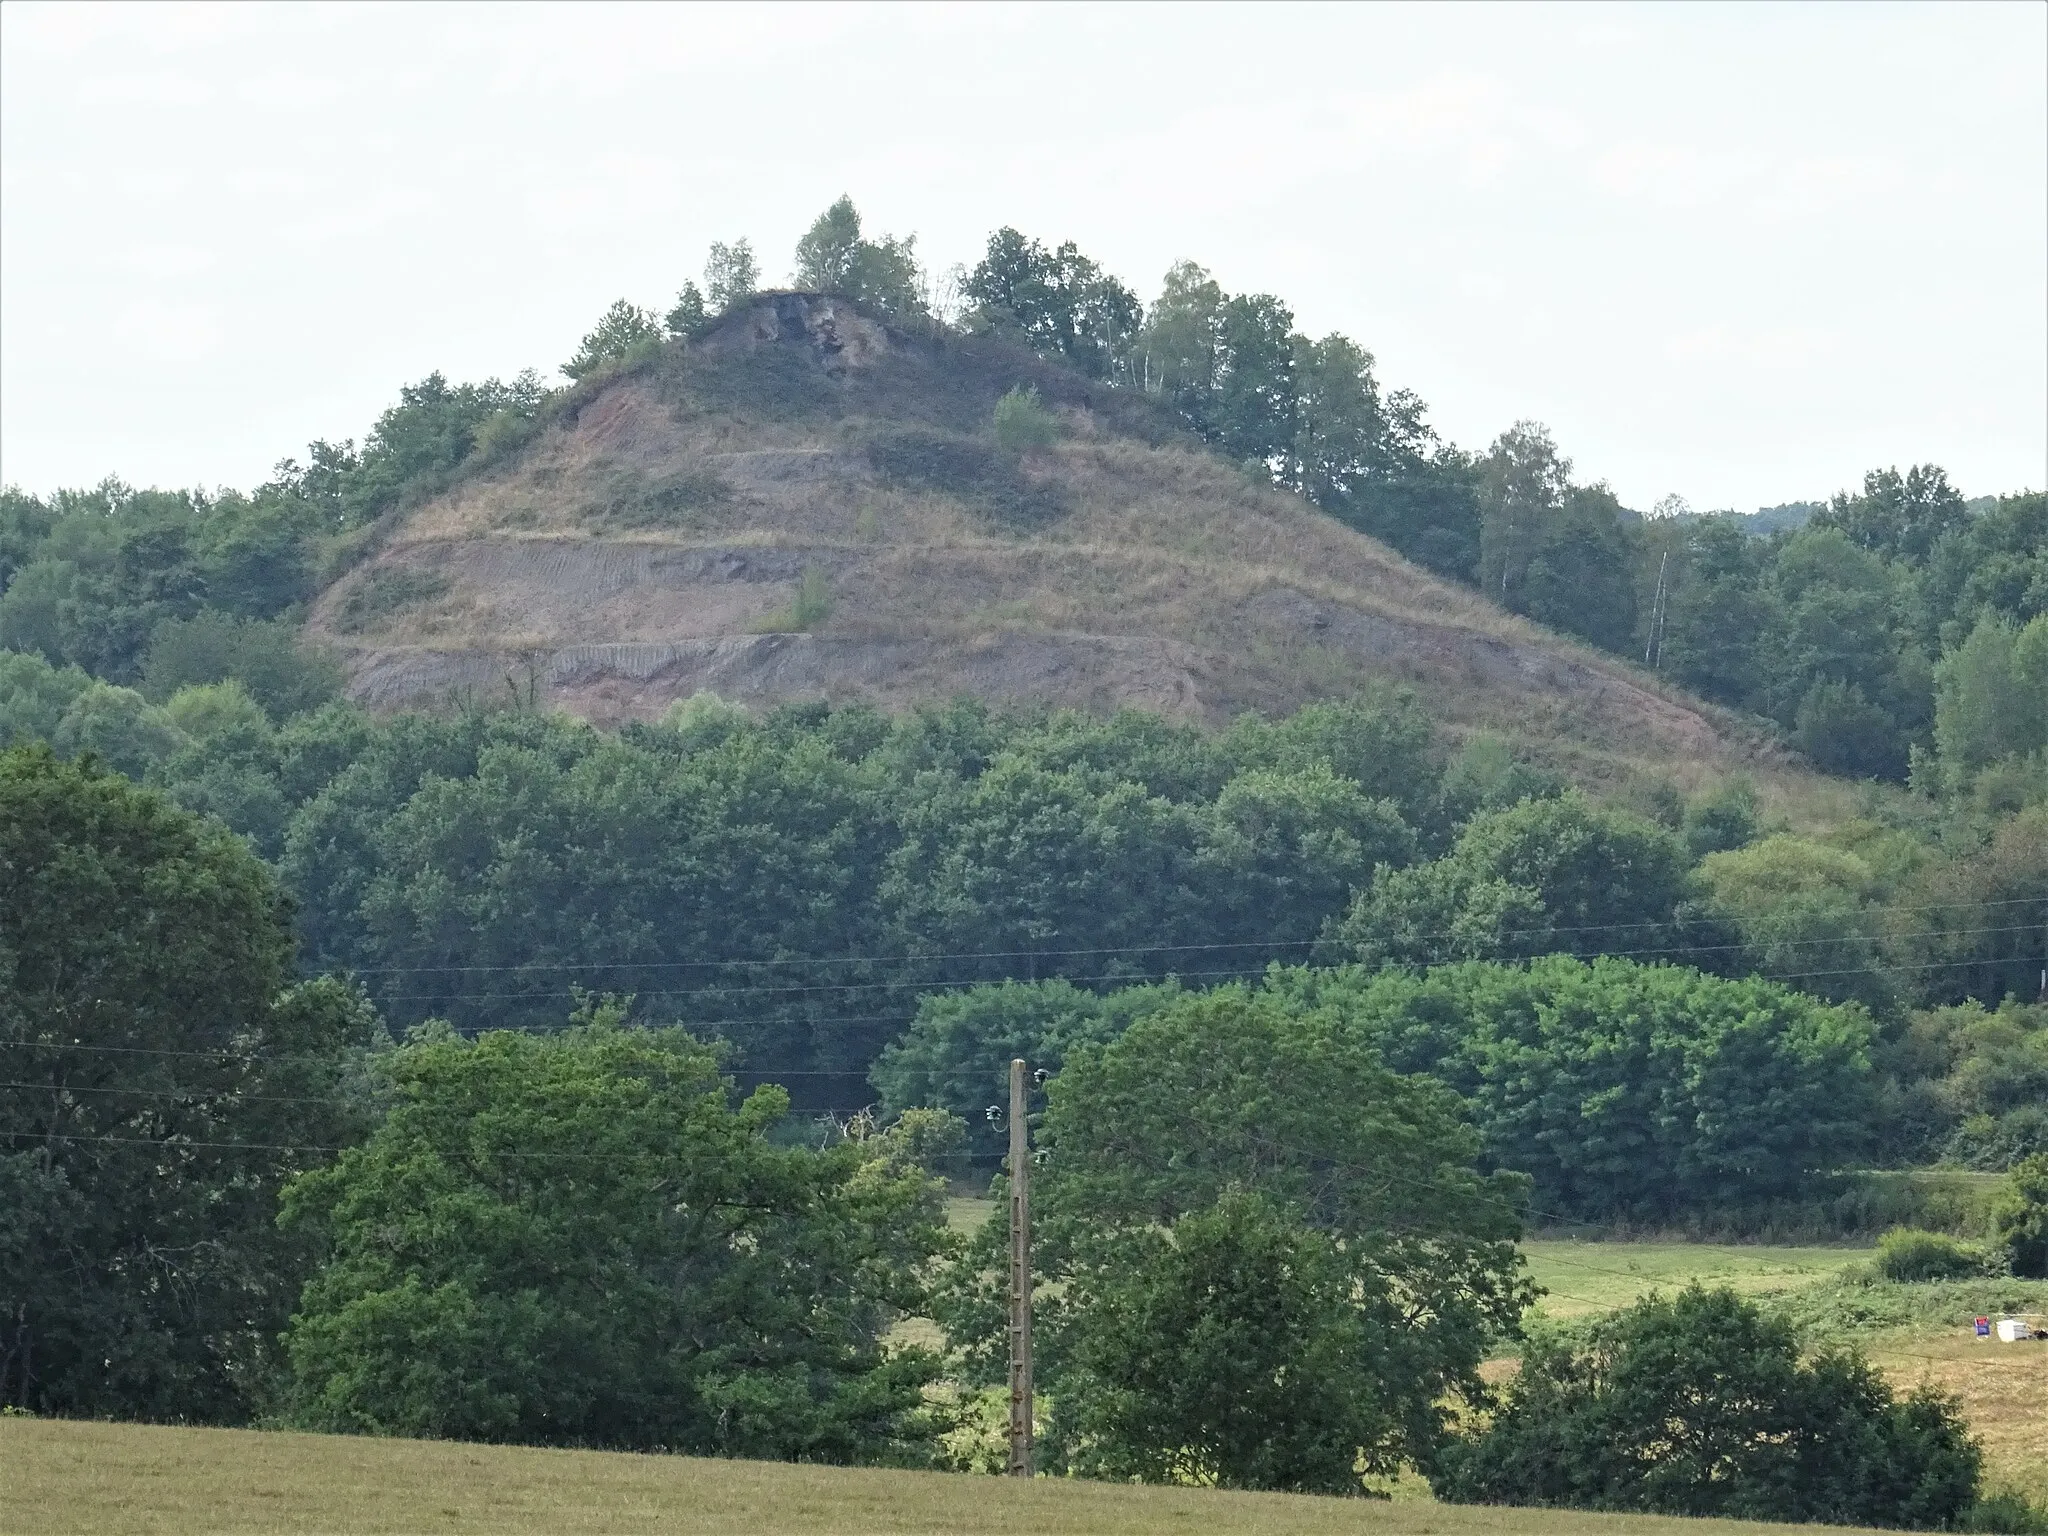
[1860,1332,2048,1503]
[0,1418,1909,1536]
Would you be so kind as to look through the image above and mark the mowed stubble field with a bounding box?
[1,1417,1906,1536]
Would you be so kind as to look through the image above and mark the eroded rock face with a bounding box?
[697,293,894,376]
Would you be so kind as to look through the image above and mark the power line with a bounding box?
[320,896,2046,979]
[384,928,2034,1002]
[1,942,2031,1072]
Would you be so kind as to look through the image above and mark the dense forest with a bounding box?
[4,196,2046,1525]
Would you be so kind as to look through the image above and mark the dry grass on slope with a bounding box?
[2,1418,1905,1536]
[307,296,1851,815]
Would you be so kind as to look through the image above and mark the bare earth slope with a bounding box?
[309,295,1788,793]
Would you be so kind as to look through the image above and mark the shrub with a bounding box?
[992,385,1060,452]
[331,567,452,634]
[1874,1226,2001,1282]
[1965,1490,2048,1534]
[590,466,732,531]
[865,426,1066,530]
[1993,1154,2048,1278]
[1433,1285,1982,1529]
[751,565,833,633]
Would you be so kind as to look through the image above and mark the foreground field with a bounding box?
[1,1419,1909,1536]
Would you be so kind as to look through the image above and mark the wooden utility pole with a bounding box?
[1006,1056,1033,1477]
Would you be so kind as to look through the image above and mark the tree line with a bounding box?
[7,748,2043,1528]
[3,669,2042,1174]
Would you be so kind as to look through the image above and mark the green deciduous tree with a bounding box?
[1134,260,1224,424]
[1932,613,2048,788]
[965,228,1139,380]
[1695,835,1891,1008]
[793,198,924,320]
[1476,421,1574,607]
[280,1013,948,1458]
[1273,957,1878,1217]
[562,300,664,382]
[49,681,185,778]
[0,747,378,1417]
[1332,791,1695,968]
[1814,463,1969,563]
[1888,806,2048,1007]
[1433,1285,1983,1529]
[870,978,1182,1157]
[704,239,760,312]
[1060,1188,1427,1493]
[141,611,344,721]
[935,990,1532,1491]
[1212,293,1297,470]
[0,649,92,750]
[1992,1153,2048,1277]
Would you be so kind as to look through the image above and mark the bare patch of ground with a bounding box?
[309,294,1805,796]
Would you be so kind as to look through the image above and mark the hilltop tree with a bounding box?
[1813,464,1969,564]
[793,197,923,319]
[562,300,663,381]
[704,237,760,312]
[664,280,708,337]
[1212,293,1297,469]
[965,228,1140,380]
[1135,260,1225,423]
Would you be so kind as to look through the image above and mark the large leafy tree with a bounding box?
[1332,790,1697,969]
[1275,957,1878,1218]
[1434,1286,1983,1529]
[1812,463,1969,564]
[935,990,1532,1491]
[0,746,377,1418]
[280,1013,950,1459]
[965,228,1140,380]
[1133,260,1225,426]
[1211,293,1297,468]
[792,197,924,319]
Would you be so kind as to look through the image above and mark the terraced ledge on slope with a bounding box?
[341,630,1212,721]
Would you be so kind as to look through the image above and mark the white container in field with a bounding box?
[1994,1317,2040,1342]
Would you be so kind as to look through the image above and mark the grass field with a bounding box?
[11,1220,2036,1532]
[0,1418,1913,1536]
[1859,1331,2048,1503]
[1520,1240,1866,1316]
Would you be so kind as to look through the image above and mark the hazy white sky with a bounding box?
[2,1,2042,511]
